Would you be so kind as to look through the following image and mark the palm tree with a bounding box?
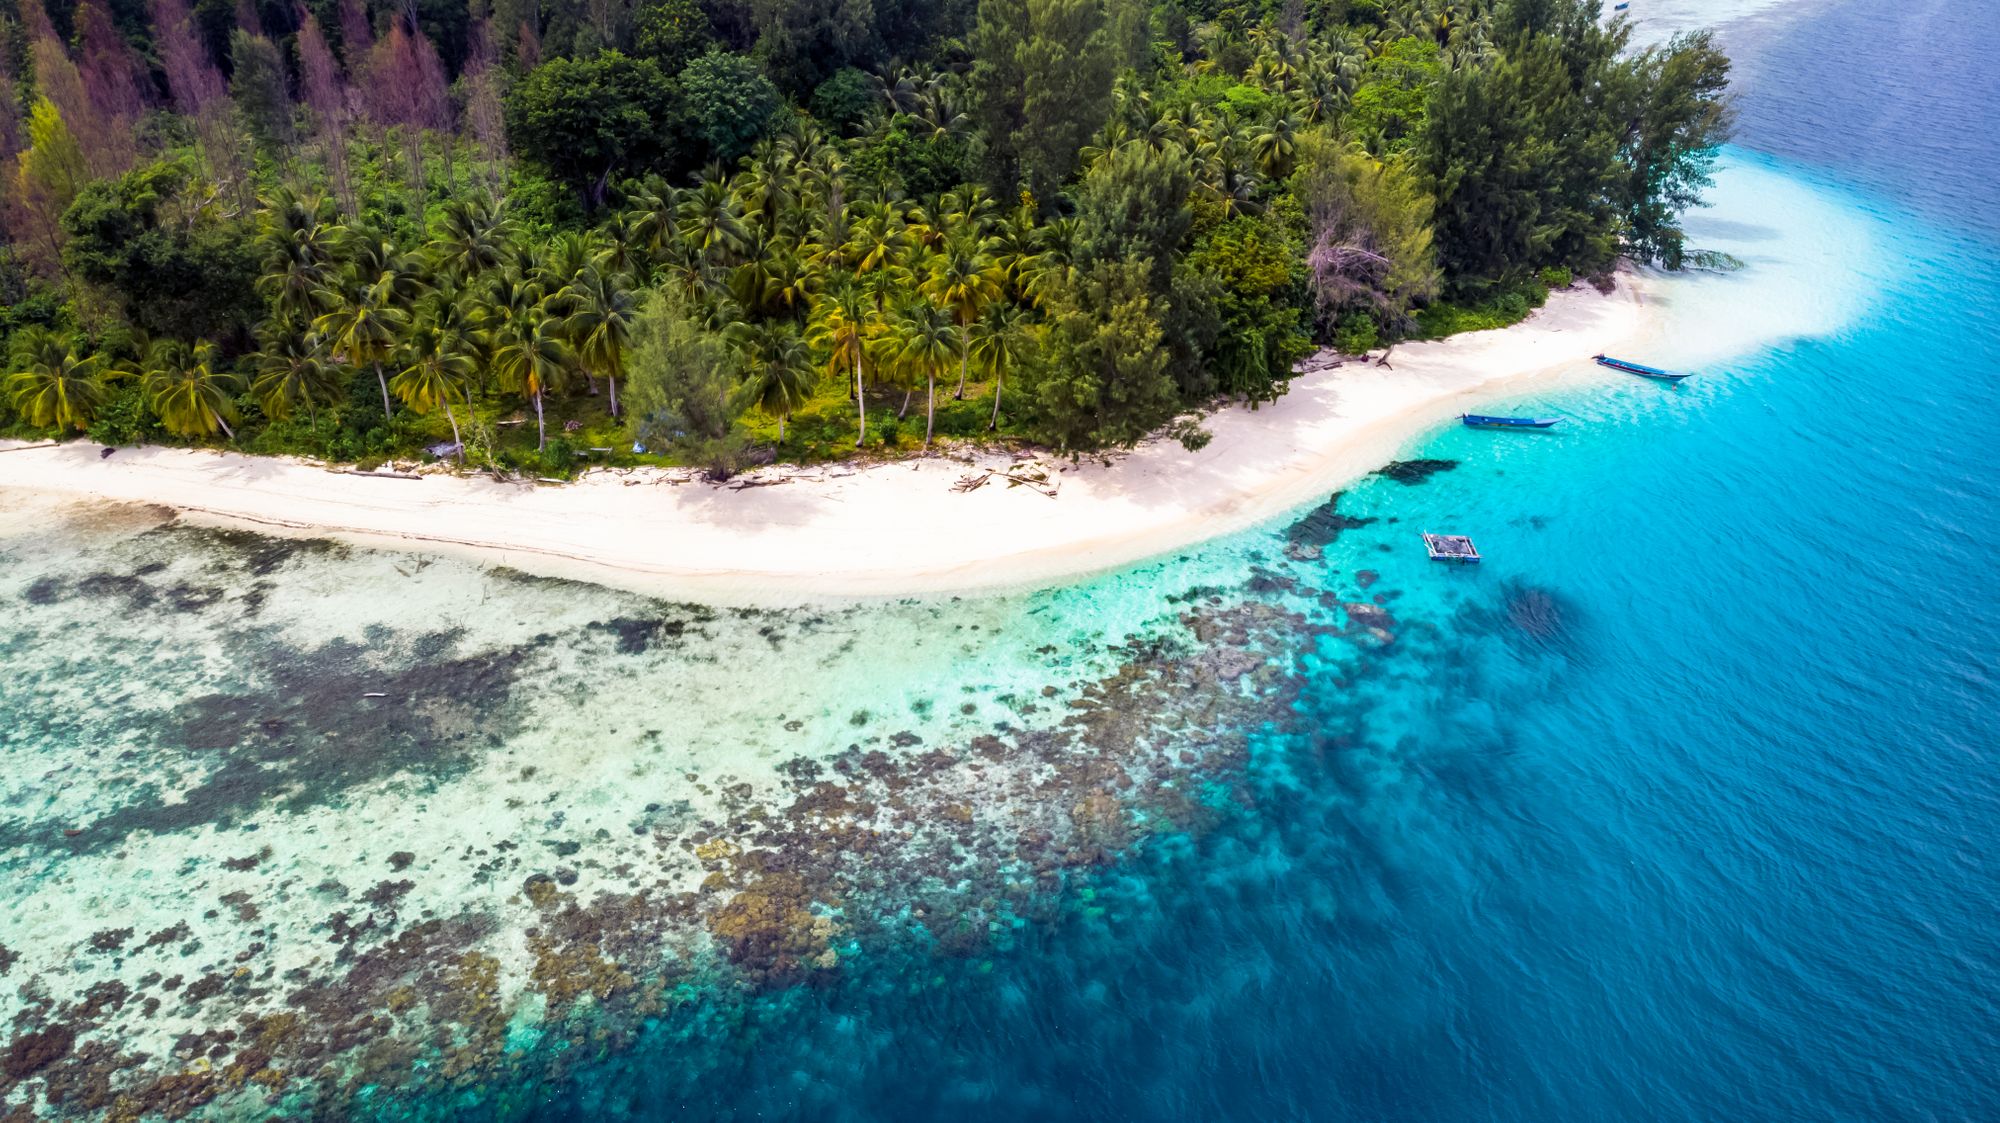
[967,304,1029,432]
[730,323,817,443]
[881,302,959,450]
[250,325,344,423]
[314,274,410,422]
[923,236,1004,399]
[1251,110,1301,179]
[490,311,570,451]
[426,195,513,283]
[678,177,750,265]
[142,339,241,440]
[390,318,477,461]
[561,266,639,418]
[255,190,341,326]
[5,327,106,431]
[318,229,425,420]
[626,177,683,272]
[808,278,876,447]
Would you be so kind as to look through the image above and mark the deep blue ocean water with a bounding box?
[522,2,2000,1119]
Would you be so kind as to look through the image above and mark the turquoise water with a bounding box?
[512,159,2000,1120]
[4,1,1998,1119]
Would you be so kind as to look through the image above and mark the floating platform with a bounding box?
[1594,354,1690,382]
[1460,413,1561,430]
[1422,533,1482,564]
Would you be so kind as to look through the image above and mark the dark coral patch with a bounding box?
[1286,492,1377,547]
[1373,458,1459,485]
[3,1024,76,1081]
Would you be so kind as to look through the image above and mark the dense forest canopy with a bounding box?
[0,0,1730,472]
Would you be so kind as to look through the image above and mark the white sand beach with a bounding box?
[0,277,1653,604]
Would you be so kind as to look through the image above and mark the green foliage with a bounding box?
[60,158,262,343]
[1618,31,1733,268]
[625,288,751,477]
[1346,37,1441,151]
[811,68,880,136]
[1413,280,1549,338]
[677,51,784,165]
[506,51,680,209]
[1019,260,1179,451]
[850,122,972,198]
[85,382,160,446]
[1293,133,1437,332]
[1178,214,1312,401]
[1332,311,1379,355]
[1072,141,1195,291]
[633,0,714,73]
[975,0,1117,199]
[229,31,294,162]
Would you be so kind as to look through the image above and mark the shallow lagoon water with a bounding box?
[5,0,1999,1119]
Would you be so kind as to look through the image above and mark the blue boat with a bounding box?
[1461,413,1561,430]
[1594,353,1690,382]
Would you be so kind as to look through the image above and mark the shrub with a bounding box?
[1333,311,1380,356]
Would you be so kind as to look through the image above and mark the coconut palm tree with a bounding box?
[1251,110,1301,178]
[255,190,342,326]
[678,177,750,265]
[426,195,513,283]
[5,327,106,432]
[807,278,876,447]
[490,311,570,451]
[730,322,816,443]
[967,304,1029,432]
[626,177,683,271]
[880,302,959,450]
[390,318,478,462]
[314,272,410,422]
[561,266,639,418]
[922,236,1004,399]
[318,229,426,420]
[250,325,344,423]
[142,339,241,440]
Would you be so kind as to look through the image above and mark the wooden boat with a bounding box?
[1460,413,1560,430]
[1422,533,1482,564]
[1594,354,1690,383]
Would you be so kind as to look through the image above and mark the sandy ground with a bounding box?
[0,277,1653,604]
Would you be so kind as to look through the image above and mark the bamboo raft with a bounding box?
[1422,533,1482,564]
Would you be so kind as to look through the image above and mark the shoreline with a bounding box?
[0,276,1655,605]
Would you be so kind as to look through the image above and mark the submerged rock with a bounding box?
[1286,492,1377,547]
[1372,458,1459,485]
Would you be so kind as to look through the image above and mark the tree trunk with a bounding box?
[899,386,912,419]
[778,412,786,443]
[534,391,546,450]
[954,336,969,399]
[444,398,464,463]
[608,375,619,418]
[989,369,1003,431]
[374,360,393,421]
[924,371,936,450]
[853,353,867,447]
[214,413,235,441]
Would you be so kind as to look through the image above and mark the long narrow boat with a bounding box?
[1594,354,1690,382]
[1460,413,1561,430]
